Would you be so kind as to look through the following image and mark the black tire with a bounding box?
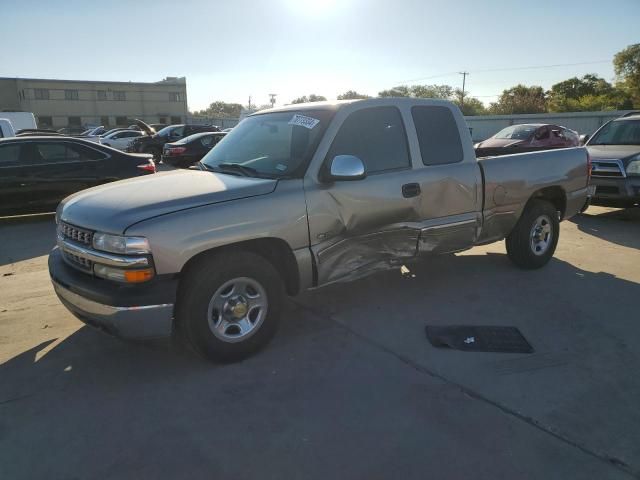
[176,251,284,363]
[506,199,559,269]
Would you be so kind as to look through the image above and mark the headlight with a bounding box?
[92,233,151,255]
[627,157,640,176]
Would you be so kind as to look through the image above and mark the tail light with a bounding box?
[165,146,186,156]
[137,159,156,173]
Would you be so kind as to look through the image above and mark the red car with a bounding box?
[476,123,579,149]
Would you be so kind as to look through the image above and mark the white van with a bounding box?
[0,112,37,132]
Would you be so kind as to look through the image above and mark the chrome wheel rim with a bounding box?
[207,277,268,343]
[530,215,553,256]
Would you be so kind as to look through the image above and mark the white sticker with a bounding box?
[276,164,287,171]
[288,114,320,130]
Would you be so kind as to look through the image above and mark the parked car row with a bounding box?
[127,122,220,159]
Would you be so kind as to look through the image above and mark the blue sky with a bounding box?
[1,0,638,111]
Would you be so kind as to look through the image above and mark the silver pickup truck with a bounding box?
[49,98,590,362]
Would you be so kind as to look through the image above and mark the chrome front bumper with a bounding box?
[52,279,174,339]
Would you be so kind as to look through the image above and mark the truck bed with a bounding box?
[476,147,590,244]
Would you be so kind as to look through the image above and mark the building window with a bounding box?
[100,116,110,126]
[170,116,181,124]
[34,88,50,100]
[97,90,107,101]
[159,116,167,124]
[169,92,182,102]
[113,91,126,101]
[37,116,53,128]
[68,116,82,126]
[65,89,79,100]
[115,116,129,126]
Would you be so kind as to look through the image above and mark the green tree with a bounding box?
[489,85,547,114]
[337,90,370,100]
[410,84,454,99]
[453,94,487,116]
[378,85,412,97]
[193,101,243,118]
[291,94,327,104]
[614,43,640,107]
[546,74,631,112]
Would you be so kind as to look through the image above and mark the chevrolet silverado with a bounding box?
[49,98,590,362]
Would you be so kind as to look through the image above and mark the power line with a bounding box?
[395,60,610,85]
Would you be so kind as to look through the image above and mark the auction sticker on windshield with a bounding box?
[288,114,320,130]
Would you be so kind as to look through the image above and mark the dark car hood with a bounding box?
[477,138,527,148]
[59,170,277,234]
[586,145,640,164]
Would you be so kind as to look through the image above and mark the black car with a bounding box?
[0,136,156,215]
[128,121,220,159]
[161,131,227,168]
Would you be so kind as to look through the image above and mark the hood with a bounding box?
[477,138,527,148]
[586,145,640,164]
[59,170,277,234]
[134,118,156,136]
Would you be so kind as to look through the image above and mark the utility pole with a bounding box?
[269,93,277,108]
[248,95,252,111]
[459,71,469,110]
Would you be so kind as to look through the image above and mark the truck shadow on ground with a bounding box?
[571,208,640,250]
[2,253,638,400]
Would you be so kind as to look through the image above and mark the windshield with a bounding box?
[200,110,333,178]
[175,132,219,144]
[155,125,184,137]
[589,120,640,146]
[494,124,538,140]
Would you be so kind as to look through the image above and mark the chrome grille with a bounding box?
[62,250,93,272]
[59,222,93,246]
[591,160,625,178]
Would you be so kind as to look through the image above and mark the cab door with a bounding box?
[304,106,423,285]
[408,105,482,254]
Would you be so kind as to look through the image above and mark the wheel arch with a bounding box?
[179,237,301,296]
[527,186,567,219]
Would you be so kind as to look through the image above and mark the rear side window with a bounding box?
[0,144,20,166]
[411,106,463,165]
[36,142,105,163]
[327,107,410,174]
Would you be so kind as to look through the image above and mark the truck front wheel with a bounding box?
[176,251,284,362]
[506,199,559,269]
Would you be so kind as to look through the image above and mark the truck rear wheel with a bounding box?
[176,251,284,362]
[506,199,559,269]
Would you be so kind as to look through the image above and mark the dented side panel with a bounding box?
[306,168,424,285]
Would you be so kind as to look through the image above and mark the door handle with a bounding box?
[402,183,421,198]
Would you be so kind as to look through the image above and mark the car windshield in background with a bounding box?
[174,132,216,144]
[589,120,640,145]
[155,125,184,137]
[200,110,333,178]
[494,125,537,140]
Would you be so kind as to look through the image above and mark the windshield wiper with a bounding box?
[217,163,261,177]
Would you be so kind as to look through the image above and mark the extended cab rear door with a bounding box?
[408,104,482,254]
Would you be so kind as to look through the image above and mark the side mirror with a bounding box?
[328,155,366,181]
[579,134,590,146]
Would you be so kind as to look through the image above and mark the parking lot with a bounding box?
[1,206,639,479]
